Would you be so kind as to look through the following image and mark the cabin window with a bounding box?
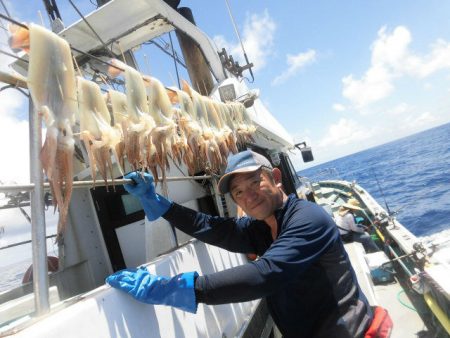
[276,153,301,196]
[218,84,237,101]
[285,155,301,189]
[121,194,143,215]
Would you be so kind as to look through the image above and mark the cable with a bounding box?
[396,290,418,312]
[0,48,29,63]
[168,31,180,88]
[0,0,11,18]
[145,40,186,68]
[67,0,115,58]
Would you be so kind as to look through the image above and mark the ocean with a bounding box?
[0,209,58,293]
[298,122,450,237]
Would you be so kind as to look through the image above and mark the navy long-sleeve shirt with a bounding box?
[163,194,372,338]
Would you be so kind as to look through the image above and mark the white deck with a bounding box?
[345,242,427,338]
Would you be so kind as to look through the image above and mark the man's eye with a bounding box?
[251,179,260,189]
[234,190,242,198]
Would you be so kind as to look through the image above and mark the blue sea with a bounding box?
[298,122,450,237]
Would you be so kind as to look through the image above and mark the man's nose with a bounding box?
[243,187,258,202]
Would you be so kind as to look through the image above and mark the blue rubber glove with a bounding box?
[106,267,198,313]
[123,172,172,221]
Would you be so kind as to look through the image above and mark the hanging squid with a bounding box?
[12,24,78,245]
[77,77,123,190]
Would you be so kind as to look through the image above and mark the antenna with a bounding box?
[222,0,254,81]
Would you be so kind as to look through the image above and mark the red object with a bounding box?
[365,306,393,338]
[22,256,59,284]
[246,253,257,261]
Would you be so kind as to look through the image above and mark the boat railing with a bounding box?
[298,167,343,183]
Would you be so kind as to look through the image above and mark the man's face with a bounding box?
[229,169,282,221]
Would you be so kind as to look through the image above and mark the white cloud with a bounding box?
[272,49,316,85]
[342,26,450,108]
[386,102,411,116]
[0,91,29,183]
[332,103,346,112]
[401,111,438,130]
[403,39,450,78]
[213,9,276,72]
[318,118,374,148]
[342,64,394,109]
[0,30,29,184]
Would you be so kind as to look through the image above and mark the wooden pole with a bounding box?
[175,7,214,95]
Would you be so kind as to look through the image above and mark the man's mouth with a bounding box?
[249,200,263,210]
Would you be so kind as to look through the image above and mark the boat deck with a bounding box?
[344,242,428,338]
[374,282,427,338]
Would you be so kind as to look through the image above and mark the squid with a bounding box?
[8,23,30,53]
[20,24,78,245]
[77,77,123,190]
[108,60,156,175]
[213,101,239,155]
[146,76,177,180]
[167,87,203,175]
[182,81,223,173]
[230,102,256,147]
[106,90,127,172]
[203,97,233,163]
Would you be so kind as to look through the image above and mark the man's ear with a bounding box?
[272,168,282,185]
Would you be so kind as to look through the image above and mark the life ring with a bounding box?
[22,256,59,284]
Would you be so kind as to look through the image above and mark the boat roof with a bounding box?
[59,0,227,82]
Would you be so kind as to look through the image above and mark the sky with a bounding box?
[0,0,450,185]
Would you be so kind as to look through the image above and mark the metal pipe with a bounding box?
[0,175,213,193]
[29,99,50,315]
[0,70,28,89]
[0,184,36,193]
[386,245,414,277]
[0,234,57,251]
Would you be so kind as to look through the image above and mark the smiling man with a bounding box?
[107,150,373,338]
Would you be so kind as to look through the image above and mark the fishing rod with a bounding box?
[371,169,393,216]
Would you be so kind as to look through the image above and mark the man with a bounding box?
[107,150,373,337]
[335,199,379,253]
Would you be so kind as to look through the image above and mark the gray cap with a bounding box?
[218,150,273,194]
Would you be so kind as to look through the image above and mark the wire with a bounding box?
[67,0,115,58]
[0,0,11,18]
[0,48,29,63]
[168,31,180,88]
[0,84,29,97]
[145,39,186,68]
[0,14,180,94]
